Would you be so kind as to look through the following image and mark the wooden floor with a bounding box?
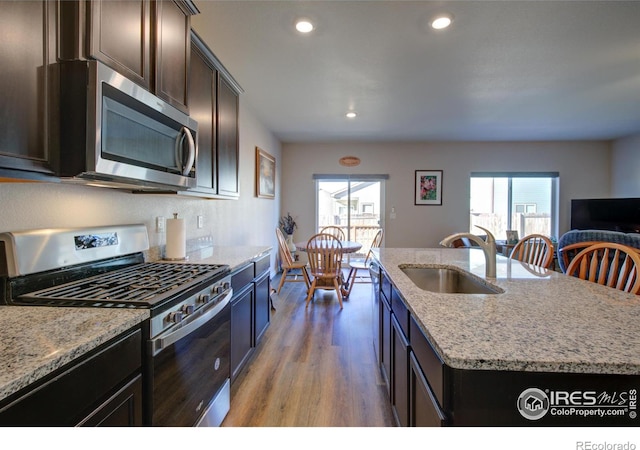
[222,273,395,427]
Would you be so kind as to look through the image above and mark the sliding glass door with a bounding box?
[315,175,385,258]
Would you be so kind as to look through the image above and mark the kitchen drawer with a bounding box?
[231,262,254,291]
[381,271,392,303]
[391,285,409,339]
[255,254,270,278]
[409,316,444,409]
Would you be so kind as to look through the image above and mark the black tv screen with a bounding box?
[570,198,640,233]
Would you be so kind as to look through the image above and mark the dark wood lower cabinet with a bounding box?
[254,272,271,343]
[229,255,272,383]
[230,283,254,382]
[380,293,392,396]
[391,315,409,427]
[0,327,143,426]
[409,352,445,427]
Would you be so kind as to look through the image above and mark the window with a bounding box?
[469,172,558,240]
[313,174,387,258]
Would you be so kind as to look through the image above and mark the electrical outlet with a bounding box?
[390,207,397,220]
[156,216,165,233]
[197,215,204,229]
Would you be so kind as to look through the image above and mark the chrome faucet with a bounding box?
[439,226,497,279]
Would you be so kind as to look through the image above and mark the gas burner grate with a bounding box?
[16,262,228,307]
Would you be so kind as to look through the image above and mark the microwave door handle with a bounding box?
[174,127,196,176]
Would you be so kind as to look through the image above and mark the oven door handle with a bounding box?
[152,289,233,356]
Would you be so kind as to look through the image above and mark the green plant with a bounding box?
[279,213,297,235]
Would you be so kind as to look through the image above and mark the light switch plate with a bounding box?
[156,216,165,233]
[197,215,204,229]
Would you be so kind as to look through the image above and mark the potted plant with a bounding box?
[279,213,297,252]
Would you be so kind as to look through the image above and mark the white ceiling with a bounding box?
[191,1,640,143]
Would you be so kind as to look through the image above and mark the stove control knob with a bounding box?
[198,293,211,304]
[182,304,195,315]
[168,311,183,324]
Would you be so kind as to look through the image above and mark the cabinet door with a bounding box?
[78,375,143,426]
[380,293,392,396]
[230,284,254,382]
[391,315,409,427]
[409,352,446,427]
[254,272,271,343]
[0,0,55,177]
[217,75,240,197]
[88,0,151,89]
[188,41,217,193]
[155,0,190,113]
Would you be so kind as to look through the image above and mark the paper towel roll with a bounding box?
[165,214,186,260]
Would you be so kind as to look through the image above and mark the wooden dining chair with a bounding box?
[508,234,555,269]
[557,241,599,274]
[305,233,344,308]
[275,228,310,294]
[320,226,346,241]
[566,242,640,294]
[344,228,384,297]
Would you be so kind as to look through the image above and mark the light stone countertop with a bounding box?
[373,247,640,375]
[182,245,272,271]
[0,306,149,402]
[0,245,271,404]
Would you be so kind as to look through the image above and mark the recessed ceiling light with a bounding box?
[430,14,453,30]
[295,19,314,33]
[346,111,357,119]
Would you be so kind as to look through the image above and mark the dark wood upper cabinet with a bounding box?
[88,0,152,90]
[155,0,194,113]
[0,0,56,178]
[216,75,240,198]
[86,0,197,113]
[184,30,242,199]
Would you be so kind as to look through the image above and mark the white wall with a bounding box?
[611,133,640,197]
[0,100,282,273]
[282,141,611,247]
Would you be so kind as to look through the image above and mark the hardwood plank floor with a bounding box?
[222,273,395,427]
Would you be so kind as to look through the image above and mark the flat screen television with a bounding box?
[570,198,640,233]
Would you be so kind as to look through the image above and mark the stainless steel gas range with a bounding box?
[0,224,232,427]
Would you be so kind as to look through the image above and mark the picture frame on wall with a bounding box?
[256,147,276,199]
[415,170,443,205]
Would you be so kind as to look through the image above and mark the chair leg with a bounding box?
[302,267,311,289]
[333,277,343,309]
[277,268,289,294]
[305,279,317,307]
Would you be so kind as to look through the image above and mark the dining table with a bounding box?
[294,239,363,297]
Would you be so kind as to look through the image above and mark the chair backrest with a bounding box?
[306,233,343,277]
[275,228,294,266]
[509,234,554,268]
[556,229,640,272]
[320,226,345,241]
[557,241,599,274]
[566,242,640,294]
[364,229,384,263]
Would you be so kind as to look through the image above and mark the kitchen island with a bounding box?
[372,247,640,426]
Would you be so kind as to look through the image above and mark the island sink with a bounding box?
[400,266,503,294]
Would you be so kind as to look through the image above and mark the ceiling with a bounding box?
[191,1,640,143]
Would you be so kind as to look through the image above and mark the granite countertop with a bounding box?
[373,247,640,375]
[0,245,271,404]
[0,306,149,403]
[182,245,272,271]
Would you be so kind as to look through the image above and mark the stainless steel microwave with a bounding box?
[55,60,198,191]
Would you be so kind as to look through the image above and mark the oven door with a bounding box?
[147,294,231,427]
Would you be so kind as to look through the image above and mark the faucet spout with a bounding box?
[439,226,497,279]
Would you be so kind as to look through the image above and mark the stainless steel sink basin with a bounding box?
[400,266,503,294]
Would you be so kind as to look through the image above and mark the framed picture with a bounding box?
[415,170,443,205]
[506,230,520,244]
[256,147,275,199]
